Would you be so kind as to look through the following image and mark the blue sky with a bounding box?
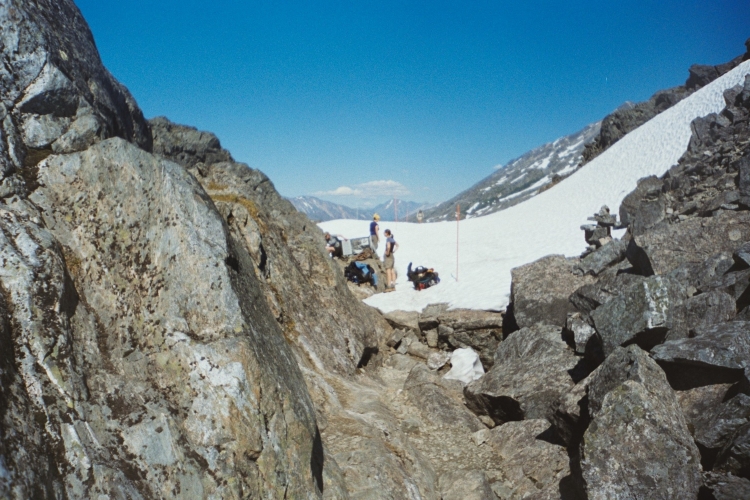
[76,1,749,207]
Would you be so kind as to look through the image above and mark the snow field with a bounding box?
[321,60,750,313]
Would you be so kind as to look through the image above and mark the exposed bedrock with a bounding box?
[464,324,582,425]
[579,345,702,500]
[508,255,595,331]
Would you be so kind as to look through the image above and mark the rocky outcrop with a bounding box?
[464,324,582,425]
[581,39,750,165]
[508,255,595,331]
[5,0,750,497]
[150,119,391,377]
[149,116,232,171]
[590,275,687,355]
[19,138,324,497]
[579,346,702,499]
[0,1,405,496]
[1,0,150,188]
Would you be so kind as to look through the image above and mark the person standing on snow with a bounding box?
[383,229,398,289]
[369,214,380,251]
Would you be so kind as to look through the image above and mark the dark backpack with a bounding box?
[406,262,440,290]
[345,261,377,286]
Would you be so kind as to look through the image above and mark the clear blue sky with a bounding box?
[76,0,749,207]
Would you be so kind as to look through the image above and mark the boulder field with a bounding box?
[3,0,750,498]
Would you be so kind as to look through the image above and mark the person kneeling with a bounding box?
[324,232,346,258]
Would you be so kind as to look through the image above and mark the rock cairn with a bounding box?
[580,205,623,252]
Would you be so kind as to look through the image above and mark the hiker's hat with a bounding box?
[373,213,380,220]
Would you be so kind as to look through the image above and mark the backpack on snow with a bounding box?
[407,262,440,290]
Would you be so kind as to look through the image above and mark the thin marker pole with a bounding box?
[456,204,460,281]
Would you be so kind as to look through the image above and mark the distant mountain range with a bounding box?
[289,196,429,222]
[422,120,601,222]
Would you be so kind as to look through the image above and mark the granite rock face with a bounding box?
[150,119,391,377]
[464,324,581,424]
[0,0,150,177]
[590,275,687,355]
[13,138,324,497]
[579,346,702,500]
[508,255,595,330]
[4,1,750,498]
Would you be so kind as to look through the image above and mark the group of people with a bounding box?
[324,213,399,289]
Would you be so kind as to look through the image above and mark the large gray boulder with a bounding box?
[569,265,645,316]
[626,212,750,276]
[436,308,504,331]
[590,275,687,356]
[675,383,735,449]
[580,346,702,499]
[715,422,750,479]
[651,321,750,373]
[575,238,627,276]
[667,251,734,294]
[701,471,750,500]
[1,0,150,174]
[684,291,736,335]
[383,310,420,332]
[17,138,326,497]
[464,324,580,425]
[619,176,667,236]
[509,255,595,330]
[486,419,573,499]
[693,394,750,467]
[404,364,484,433]
[550,365,605,447]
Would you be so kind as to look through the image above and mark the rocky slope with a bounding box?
[425,40,750,224]
[581,40,750,165]
[494,63,750,498]
[0,1,331,496]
